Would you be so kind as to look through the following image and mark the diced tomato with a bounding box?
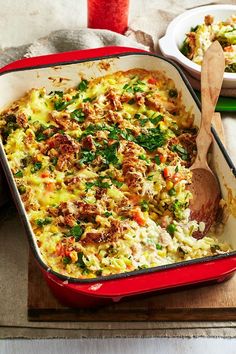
[132,208,146,226]
[41,171,50,178]
[163,167,171,179]
[148,77,157,84]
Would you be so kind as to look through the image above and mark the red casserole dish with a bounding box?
[0,46,235,308]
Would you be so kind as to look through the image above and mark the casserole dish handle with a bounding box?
[0,46,147,73]
[47,255,236,298]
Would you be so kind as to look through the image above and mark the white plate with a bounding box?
[159,5,236,88]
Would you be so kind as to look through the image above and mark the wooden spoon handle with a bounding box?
[194,41,225,168]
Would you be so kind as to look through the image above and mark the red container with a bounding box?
[0,46,235,308]
[87,0,130,34]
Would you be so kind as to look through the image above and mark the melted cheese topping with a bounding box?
[0,69,231,279]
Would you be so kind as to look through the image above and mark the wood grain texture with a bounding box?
[28,252,236,322]
[212,112,225,145]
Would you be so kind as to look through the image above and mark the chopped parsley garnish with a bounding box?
[77,79,89,91]
[70,108,85,123]
[225,63,236,73]
[31,162,42,173]
[123,79,145,93]
[85,175,122,191]
[168,188,176,196]
[76,252,87,269]
[51,157,58,166]
[154,155,161,165]
[83,97,94,102]
[79,124,108,139]
[100,142,119,165]
[123,83,133,93]
[139,118,148,126]
[108,126,121,140]
[120,129,135,141]
[180,39,190,57]
[14,170,23,178]
[149,114,163,125]
[54,97,78,111]
[136,127,166,151]
[156,243,163,250]
[70,225,84,241]
[171,144,188,160]
[85,179,111,191]
[35,218,51,227]
[111,179,123,188]
[36,132,47,141]
[62,256,71,265]
[190,25,199,32]
[49,90,64,97]
[147,175,153,181]
[79,150,96,165]
[104,211,112,217]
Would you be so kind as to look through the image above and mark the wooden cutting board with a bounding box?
[28,113,236,322]
[28,252,236,322]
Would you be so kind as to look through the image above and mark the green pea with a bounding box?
[167,223,176,235]
[18,185,26,195]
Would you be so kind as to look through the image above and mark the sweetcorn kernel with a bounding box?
[166,180,174,191]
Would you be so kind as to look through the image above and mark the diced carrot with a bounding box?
[148,77,157,84]
[172,173,182,184]
[224,46,233,52]
[56,243,63,256]
[56,243,71,257]
[163,167,171,179]
[45,182,54,192]
[41,171,50,178]
[132,208,146,226]
[130,194,141,205]
[127,264,134,270]
[159,154,166,163]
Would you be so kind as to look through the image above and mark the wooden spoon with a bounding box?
[189,41,225,238]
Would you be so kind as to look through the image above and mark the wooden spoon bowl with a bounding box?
[189,168,221,237]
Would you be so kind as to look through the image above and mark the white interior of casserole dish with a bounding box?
[159,5,236,88]
[0,53,235,260]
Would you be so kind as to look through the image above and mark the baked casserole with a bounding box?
[0,69,231,278]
